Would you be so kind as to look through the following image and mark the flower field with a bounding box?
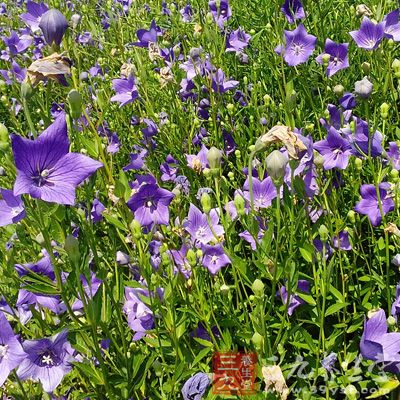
[1,0,400,398]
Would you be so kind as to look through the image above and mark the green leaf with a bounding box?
[74,362,104,385]
[366,379,399,398]
[191,347,212,367]
[325,302,348,316]
[299,245,314,263]
[296,292,316,306]
[103,214,128,232]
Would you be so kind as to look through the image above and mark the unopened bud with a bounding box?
[201,192,212,214]
[251,332,263,349]
[318,224,329,242]
[234,194,246,216]
[387,316,396,326]
[265,150,288,183]
[0,123,8,143]
[354,157,362,170]
[380,102,390,119]
[70,13,81,29]
[347,210,356,223]
[130,219,142,239]
[344,384,358,400]
[333,84,344,96]
[21,82,33,100]
[67,89,82,120]
[251,279,265,296]
[321,53,330,66]
[187,249,197,267]
[207,146,222,170]
[355,76,373,99]
[361,61,370,75]
[64,234,80,266]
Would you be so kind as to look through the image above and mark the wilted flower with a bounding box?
[11,112,103,205]
[17,330,75,393]
[39,9,68,46]
[181,372,210,400]
[356,4,372,17]
[262,365,289,400]
[349,17,384,50]
[354,183,394,226]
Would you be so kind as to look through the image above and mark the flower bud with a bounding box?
[380,102,390,119]
[354,157,362,170]
[201,192,212,214]
[226,103,234,115]
[354,76,373,99]
[263,94,272,107]
[67,89,82,120]
[207,146,222,171]
[0,123,8,143]
[305,123,314,133]
[251,279,265,296]
[313,151,324,168]
[251,332,263,349]
[64,234,80,266]
[79,71,89,81]
[390,168,399,181]
[361,61,370,75]
[318,224,329,242]
[116,250,130,265]
[187,249,197,267]
[333,84,344,96]
[321,53,330,66]
[234,194,246,216]
[265,150,288,183]
[220,284,230,296]
[20,82,33,100]
[387,315,396,326]
[130,219,142,239]
[392,58,400,72]
[344,384,358,400]
[39,9,69,47]
[347,210,356,223]
[70,14,81,29]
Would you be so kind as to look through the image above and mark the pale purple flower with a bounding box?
[280,0,305,24]
[180,3,193,22]
[208,0,231,29]
[276,24,317,66]
[314,127,353,170]
[132,19,161,47]
[360,309,400,373]
[0,60,26,85]
[201,243,230,275]
[0,188,25,227]
[332,230,352,251]
[76,31,94,45]
[91,198,105,223]
[340,92,356,110]
[123,147,148,171]
[316,39,349,77]
[349,17,385,50]
[387,142,400,170]
[110,76,138,107]
[383,9,400,41]
[184,204,224,246]
[354,183,394,226]
[391,283,400,321]
[186,145,209,173]
[211,68,239,93]
[239,229,264,250]
[321,353,337,372]
[277,280,310,316]
[11,112,103,205]
[0,311,27,387]
[160,154,178,182]
[182,372,210,400]
[243,176,277,209]
[17,330,74,393]
[71,272,102,311]
[226,28,251,54]
[168,245,192,279]
[2,30,32,57]
[127,184,174,227]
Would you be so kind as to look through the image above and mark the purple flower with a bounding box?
[387,142,400,170]
[17,330,74,392]
[226,28,251,54]
[72,272,102,311]
[132,19,161,48]
[184,204,224,246]
[181,372,210,400]
[180,3,193,22]
[208,0,231,29]
[276,24,317,66]
[314,127,353,170]
[243,176,277,209]
[11,112,103,205]
[239,229,264,250]
[316,39,349,77]
[354,183,394,226]
[321,353,337,372]
[127,184,174,227]
[15,254,55,280]
[277,280,310,316]
[349,17,385,50]
[141,118,158,138]
[201,243,230,275]
[20,1,49,32]
[0,188,25,227]
[123,287,154,340]
[91,198,105,223]
[383,9,400,41]
[332,230,352,251]
[0,60,26,85]
[123,147,147,171]
[2,30,32,57]
[348,118,382,157]
[0,311,27,387]
[39,9,68,46]
[339,92,356,110]
[168,245,192,279]
[110,76,138,107]
[211,68,239,93]
[186,145,209,173]
[360,309,400,373]
[391,283,400,321]
[280,0,305,24]
[76,31,94,45]
[160,154,179,182]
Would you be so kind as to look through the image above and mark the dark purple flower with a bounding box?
[132,19,161,48]
[321,353,337,372]
[387,142,400,170]
[17,330,74,392]
[123,287,154,340]
[123,147,148,171]
[314,127,353,170]
[243,176,277,209]
[201,243,230,275]
[391,283,400,321]
[181,372,210,400]
[20,1,49,32]
[360,309,400,373]
[39,9,68,46]
[15,254,54,280]
[347,118,383,157]
[208,0,231,29]
[191,323,221,342]
[2,31,32,57]
[141,118,158,138]
[226,28,251,54]
[91,198,105,223]
[354,183,394,226]
[211,68,239,93]
[180,3,193,22]
[50,102,64,118]
[110,76,138,107]
[332,230,352,251]
[0,311,27,386]
[281,0,305,24]
[223,130,236,155]
[383,9,400,41]
[11,112,103,205]
[277,280,310,316]
[184,204,224,246]
[0,188,25,227]
[276,24,317,66]
[339,92,356,110]
[349,17,385,50]
[127,184,174,227]
[160,154,179,182]
[316,39,349,77]
[72,272,102,311]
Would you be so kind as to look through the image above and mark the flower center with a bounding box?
[196,226,206,238]
[211,255,219,264]
[33,169,51,187]
[292,43,303,56]
[146,200,153,208]
[0,344,8,359]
